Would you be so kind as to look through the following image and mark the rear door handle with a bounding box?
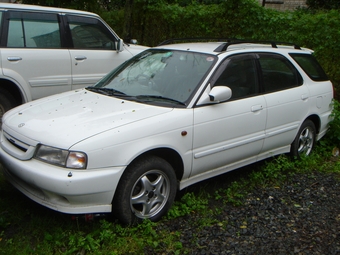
[301,94,309,100]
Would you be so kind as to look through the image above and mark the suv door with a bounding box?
[65,15,134,90]
[258,53,309,157]
[0,11,72,101]
[191,54,267,177]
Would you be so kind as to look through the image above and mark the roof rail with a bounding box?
[214,40,301,52]
[158,37,236,46]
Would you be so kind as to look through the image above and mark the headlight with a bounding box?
[34,145,87,169]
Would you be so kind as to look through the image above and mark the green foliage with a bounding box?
[21,0,110,12]
[111,0,340,98]
[20,0,340,97]
[1,1,340,253]
[327,99,340,145]
[167,192,208,218]
[306,0,340,10]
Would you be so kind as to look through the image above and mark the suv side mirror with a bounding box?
[130,39,138,44]
[197,86,232,105]
[116,39,124,52]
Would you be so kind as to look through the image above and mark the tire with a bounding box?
[0,89,17,126]
[290,120,316,158]
[113,156,177,225]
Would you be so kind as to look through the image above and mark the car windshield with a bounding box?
[89,49,216,105]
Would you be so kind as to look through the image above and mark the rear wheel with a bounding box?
[113,156,177,225]
[290,120,316,158]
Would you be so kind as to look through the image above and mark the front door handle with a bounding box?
[7,56,22,62]
[251,105,263,112]
[74,56,87,61]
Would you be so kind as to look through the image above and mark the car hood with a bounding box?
[123,43,149,56]
[3,89,173,149]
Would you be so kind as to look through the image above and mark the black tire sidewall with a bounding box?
[113,155,177,225]
[0,89,16,115]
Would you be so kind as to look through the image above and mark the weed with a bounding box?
[167,192,208,219]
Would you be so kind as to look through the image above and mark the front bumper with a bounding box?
[0,147,125,214]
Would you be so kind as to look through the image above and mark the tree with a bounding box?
[21,0,104,12]
[306,0,340,10]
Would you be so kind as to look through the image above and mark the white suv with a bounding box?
[0,3,147,120]
[0,39,333,224]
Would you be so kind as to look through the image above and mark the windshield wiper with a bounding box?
[86,87,127,96]
[136,95,186,106]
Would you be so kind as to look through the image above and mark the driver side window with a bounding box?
[67,15,117,50]
[215,55,259,100]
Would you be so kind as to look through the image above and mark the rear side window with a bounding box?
[290,53,329,81]
[66,15,117,50]
[258,53,303,93]
[7,11,61,48]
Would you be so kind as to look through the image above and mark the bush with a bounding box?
[116,0,340,97]
[21,0,340,98]
[306,0,340,10]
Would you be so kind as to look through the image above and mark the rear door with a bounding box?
[0,10,71,101]
[258,53,310,156]
[191,54,267,177]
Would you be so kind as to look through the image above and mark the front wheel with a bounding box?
[113,156,177,225]
[290,120,316,158]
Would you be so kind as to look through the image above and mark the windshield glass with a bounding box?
[91,49,216,105]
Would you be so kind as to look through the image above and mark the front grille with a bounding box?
[3,131,30,152]
[7,137,27,152]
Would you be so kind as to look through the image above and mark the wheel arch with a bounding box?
[128,147,184,183]
[0,78,26,107]
[305,114,321,135]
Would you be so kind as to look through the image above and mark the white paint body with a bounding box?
[0,42,333,214]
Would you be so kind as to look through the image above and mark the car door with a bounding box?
[258,53,310,156]
[65,15,134,89]
[191,54,267,178]
[1,11,72,101]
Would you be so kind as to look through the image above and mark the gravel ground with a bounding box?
[158,171,340,254]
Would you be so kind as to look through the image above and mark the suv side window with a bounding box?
[0,12,2,37]
[214,54,259,99]
[66,15,117,50]
[258,53,303,93]
[7,12,61,48]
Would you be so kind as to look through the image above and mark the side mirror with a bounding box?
[116,39,124,52]
[130,39,138,44]
[196,86,232,105]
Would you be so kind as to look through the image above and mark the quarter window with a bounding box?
[289,53,329,81]
[67,15,117,50]
[7,12,61,48]
[258,53,303,93]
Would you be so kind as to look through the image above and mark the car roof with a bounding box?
[155,39,313,55]
[0,3,98,17]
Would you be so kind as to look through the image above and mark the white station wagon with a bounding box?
[0,40,333,224]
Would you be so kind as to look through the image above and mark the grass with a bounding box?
[1,145,339,255]
[1,132,340,254]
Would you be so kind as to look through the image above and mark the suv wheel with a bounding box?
[290,120,316,158]
[113,156,177,225]
[0,89,16,126]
